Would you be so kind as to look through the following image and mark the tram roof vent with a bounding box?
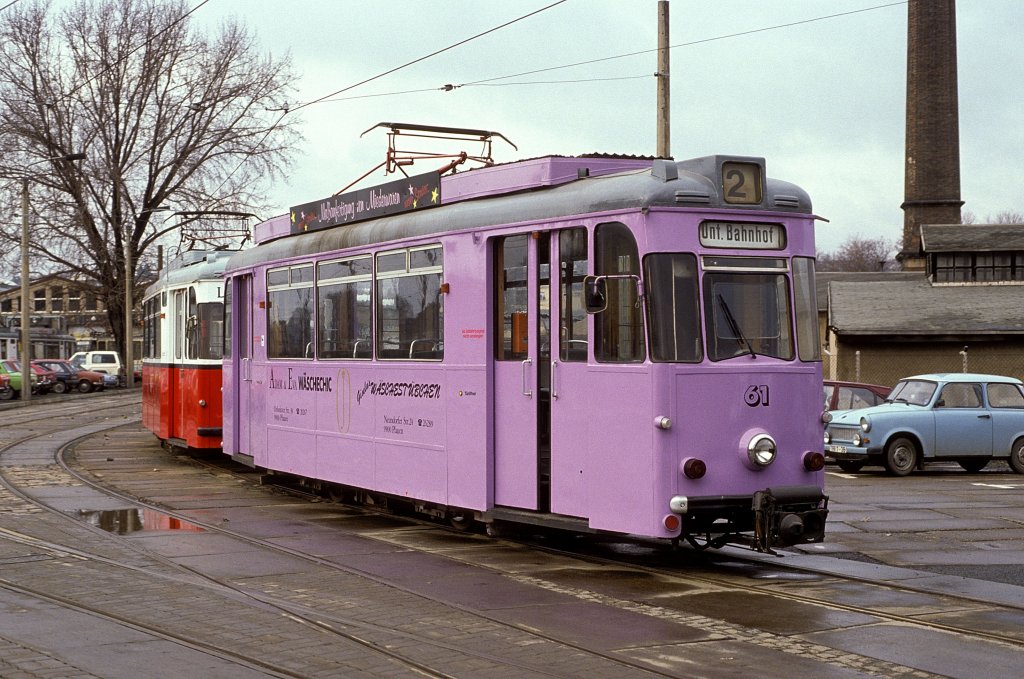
[651,159,678,182]
[773,194,802,208]
[675,189,711,204]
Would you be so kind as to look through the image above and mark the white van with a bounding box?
[69,350,123,375]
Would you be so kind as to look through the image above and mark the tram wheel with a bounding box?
[884,436,918,476]
[836,460,865,473]
[448,510,475,531]
[1009,438,1024,474]
[957,458,989,473]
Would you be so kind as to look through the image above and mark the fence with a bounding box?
[825,343,1024,389]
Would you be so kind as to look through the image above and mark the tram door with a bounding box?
[232,274,253,457]
[172,289,186,438]
[494,229,589,515]
[494,233,546,510]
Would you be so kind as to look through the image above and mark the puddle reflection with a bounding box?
[77,508,205,534]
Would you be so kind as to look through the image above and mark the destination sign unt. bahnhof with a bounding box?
[290,171,441,234]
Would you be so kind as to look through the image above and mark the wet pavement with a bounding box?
[2,396,1024,678]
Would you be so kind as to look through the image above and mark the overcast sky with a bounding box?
[193,0,1021,256]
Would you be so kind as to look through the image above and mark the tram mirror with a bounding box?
[583,276,607,314]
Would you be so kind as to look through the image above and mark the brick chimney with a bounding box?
[900,0,963,270]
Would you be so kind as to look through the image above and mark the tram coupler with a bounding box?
[752,485,829,554]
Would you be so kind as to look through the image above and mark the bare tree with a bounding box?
[817,234,900,272]
[962,209,1023,225]
[0,0,299,357]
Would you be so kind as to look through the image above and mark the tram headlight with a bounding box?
[859,416,871,433]
[746,433,777,469]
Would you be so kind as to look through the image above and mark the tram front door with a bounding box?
[229,274,253,459]
[493,229,590,516]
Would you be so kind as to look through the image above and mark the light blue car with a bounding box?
[824,373,1024,475]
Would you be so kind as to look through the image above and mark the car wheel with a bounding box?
[885,436,918,476]
[836,460,865,473]
[78,380,94,394]
[0,388,13,401]
[52,381,67,394]
[957,458,989,473]
[1009,438,1024,474]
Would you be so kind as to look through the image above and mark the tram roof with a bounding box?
[144,249,234,298]
[229,154,812,271]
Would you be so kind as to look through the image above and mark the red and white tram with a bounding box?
[141,250,229,450]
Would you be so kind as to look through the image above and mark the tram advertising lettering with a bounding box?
[357,380,441,404]
[268,368,333,392]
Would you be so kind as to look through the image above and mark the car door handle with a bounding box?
[978,414,991,419]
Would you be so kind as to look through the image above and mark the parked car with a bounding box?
[0,373,11,400]
[0,359,39,398]
[33,359,106,394]
[824,379,891,412]
[824,373,1024,476]
[69,350,123,376]
[29,362,57,394]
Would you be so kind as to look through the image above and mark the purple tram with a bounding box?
[221,154,828,552]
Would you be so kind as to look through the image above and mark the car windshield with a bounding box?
[887,379,937,406]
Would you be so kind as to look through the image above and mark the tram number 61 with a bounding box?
[744,384,770,407]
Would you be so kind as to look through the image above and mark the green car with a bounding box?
[0,359,38,399]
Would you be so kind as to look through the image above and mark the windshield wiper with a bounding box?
[717,293,755,359]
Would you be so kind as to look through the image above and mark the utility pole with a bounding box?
[20,178,31,402]
[656,0,671,158]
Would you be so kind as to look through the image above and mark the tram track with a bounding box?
[0,398,675,678]
[4,397,1022,677]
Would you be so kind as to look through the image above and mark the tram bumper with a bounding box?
[669,484,828,553]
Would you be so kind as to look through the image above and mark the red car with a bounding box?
[33,359,106,394]
[824,379,891,412]
[0,373,11,400]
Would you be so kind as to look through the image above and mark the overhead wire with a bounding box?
[456,1,908,88]
[287,1,907,106]
[286,0,569,114]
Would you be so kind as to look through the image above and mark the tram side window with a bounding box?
[376,246,443,360]
[174,290,185,360]
[143,296,161,360]
[496,235,529,360]
[186,287,199,360]
[644,253,702,362]
[793,257,821,362]
[267,264,314,359]
[318,256,373,359]
[559,229,588,362]
[594,222,645,363]
[223,283,232,360]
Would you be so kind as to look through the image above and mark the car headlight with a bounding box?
[853,432,863,446]
[823,430,831,445]
[860,416,871,433]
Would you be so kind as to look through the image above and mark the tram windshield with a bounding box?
[186,302,224,360]
[702,271,793,361]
